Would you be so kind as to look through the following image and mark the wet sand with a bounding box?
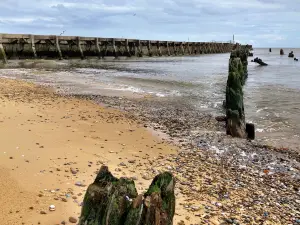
[0,78,181,224]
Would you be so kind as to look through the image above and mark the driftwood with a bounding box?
[288,51,294,58]
[225,47,255,139]
[79,165,175,225]
[252,57,268,66]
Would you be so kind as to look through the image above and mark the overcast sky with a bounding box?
[0,0,299,47]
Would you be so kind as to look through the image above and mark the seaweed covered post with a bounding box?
[225,47,254,139]
[226,55,246,138]
[79,165,175,225]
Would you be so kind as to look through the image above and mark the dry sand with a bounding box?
[0,78,181,224]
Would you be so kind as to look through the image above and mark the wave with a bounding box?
[114,76,203,88]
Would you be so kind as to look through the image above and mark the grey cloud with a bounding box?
[0,0,299,46]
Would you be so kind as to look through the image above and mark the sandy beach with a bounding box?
[1,76,299,225]
[0,78,181,224]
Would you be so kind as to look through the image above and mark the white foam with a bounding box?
[199,104,209,109]
[155,93,166,97]
[104,86,145,93]
[210,146,224,154]
[256,107,268,113]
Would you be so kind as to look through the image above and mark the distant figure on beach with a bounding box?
[294,58,298,61]
[288,51,294,58]
[252,57,268,66]
[269,48,272,52]
[280,49,284,55]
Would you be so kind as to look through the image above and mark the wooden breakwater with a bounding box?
[78,166,175,225]
[0,33,235,63]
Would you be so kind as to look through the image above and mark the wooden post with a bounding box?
[173,42,177,55]
[79,166,175,225]
[77,37,84,59]
[112,38,118,58]
[190,42,195,54]
[205,43,209,54]
[226,47,250,138]
[137,40,142,57]
[30,35,37,58]
[95,38,101,58]
[157,41,161,56]
[147,40,152,56]
[180,42,184,55]
[166,41,170,56]
[0,35,8,64]
[132,42,137,56]
[187,42,191,55]
[125,39,131,57]
[198,43,202,54]
[55,36,63,60]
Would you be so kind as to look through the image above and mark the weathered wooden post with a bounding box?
[30,35,37,58]
[95,38,101,59]
[77,36,84,59]
[225,46,255,139]
[137,40,143,57]
[0,35,8,64]
[55,36,63,60]
[147,40,152,57]
[79,165,175,225]
[166,41,170,56]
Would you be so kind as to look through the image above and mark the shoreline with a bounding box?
[0,77,300,224]
[1,61,300,151]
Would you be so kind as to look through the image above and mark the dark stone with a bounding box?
[215,115,227,122]
[246,123,255,140]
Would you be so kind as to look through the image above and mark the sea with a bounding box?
[0,48,299,149]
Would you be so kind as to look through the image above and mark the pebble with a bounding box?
[75,181,84,187]
[69,216,78,223]
[52,94,300,224]
[49,205,56,211]
[131,176,138,181]
[142,173,152,180]
[70,168,78,175]
[119,162,126,166]
[40,211,47,215]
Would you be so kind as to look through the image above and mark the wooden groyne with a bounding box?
[0,33,235,63]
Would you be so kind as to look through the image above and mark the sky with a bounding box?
[0,0,299,47]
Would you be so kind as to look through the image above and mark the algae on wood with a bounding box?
[225,47,249,138]
[79,165,175,225]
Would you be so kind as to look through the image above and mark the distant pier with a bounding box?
[0,33,236,63]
